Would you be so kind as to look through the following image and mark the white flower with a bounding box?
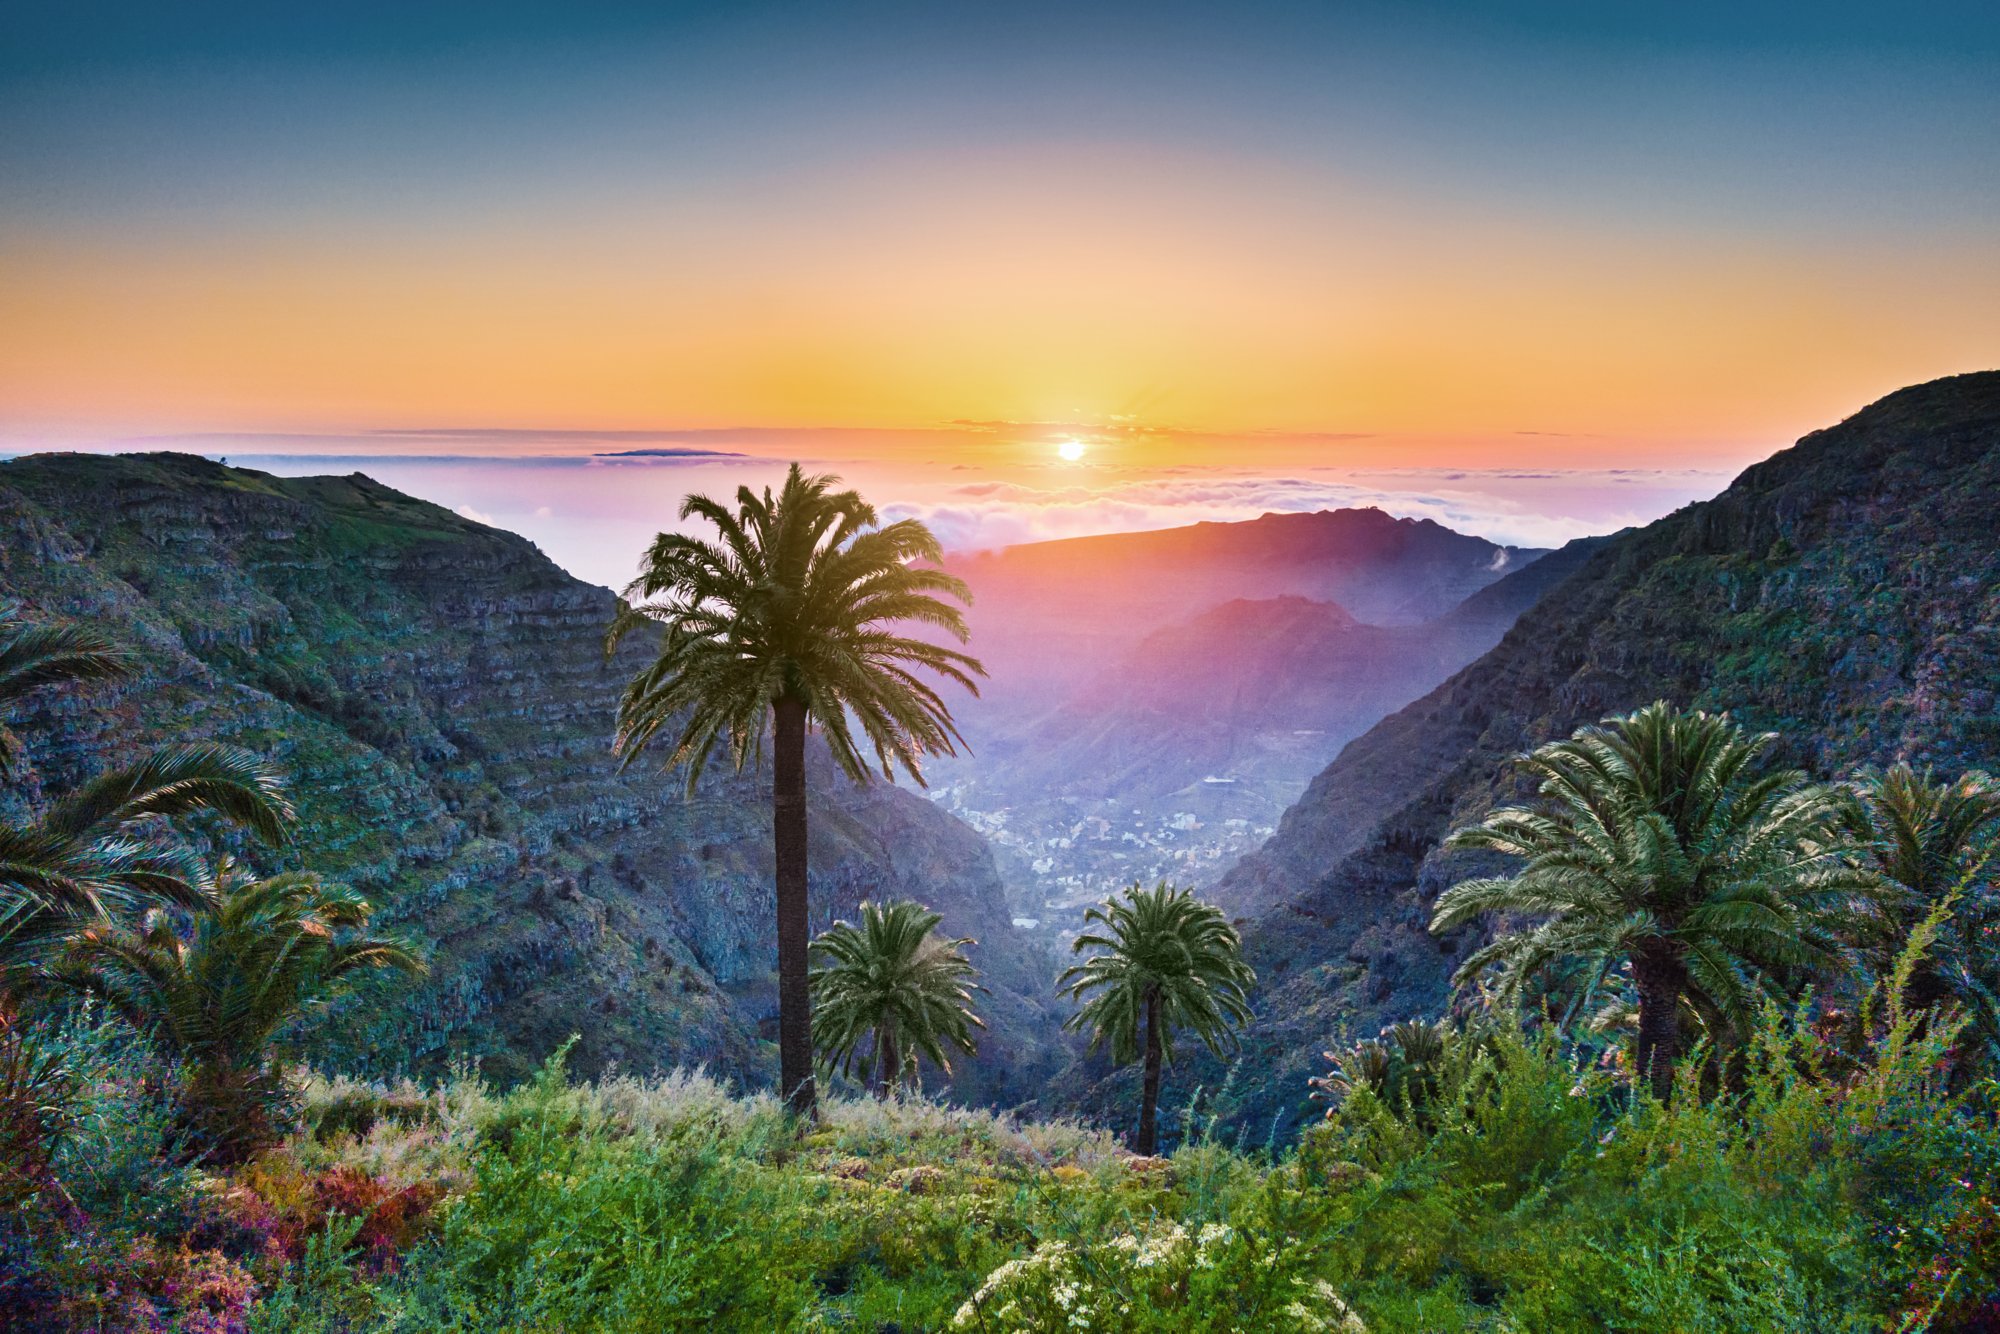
[1286,1279,1368,1333]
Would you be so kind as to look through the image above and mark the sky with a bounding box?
[2,2,1997,583]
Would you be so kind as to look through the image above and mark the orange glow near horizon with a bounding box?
[3,147,1997,466]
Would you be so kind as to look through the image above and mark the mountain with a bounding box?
[988,536,1613,813]
[922,509,1554,930]
[1213,371,2000,1132]
[942,507,1544,723]
[928,531,1604,930]
[0,453,1060,1100]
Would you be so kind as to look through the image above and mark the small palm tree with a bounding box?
[809,899,984,1097]
[1846,764,2000,1054]
[607,464,983,1119]
[1059,881,1255,1155]
[58,864,423,1161]
[1310,1018,1487,1130]
[1848,763,2000,907]
[1431,701,1874,1100]
[1,609,293,994]
[0,604,130,781]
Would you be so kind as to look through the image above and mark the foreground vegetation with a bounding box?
[7,961,1998,1331]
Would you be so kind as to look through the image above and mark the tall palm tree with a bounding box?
[1846,764,2000,1053]
[1431,701,1874,1100]
[1058,881,1255,1155]
[809,899,984,1097]
[606,464,983,1118]
[0,604,130,782]
[58,864,423,1161]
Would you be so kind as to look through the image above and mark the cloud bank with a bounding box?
[883,468,1730,554]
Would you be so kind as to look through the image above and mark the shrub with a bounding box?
[949,1219,1362,1333]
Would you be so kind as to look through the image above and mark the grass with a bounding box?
[11,987,2000,1333]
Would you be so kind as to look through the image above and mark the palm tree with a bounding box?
[606,464,983,1119]
[809,899,984,1097]
[58,864,423,1161]
[0,604,130,781]
[2,743,295,993]
[1058,881,1255,1155]
[1,607,294,993]
[1846,764,2000,1054]
[1309,1018,1489,1131]
[1431,701,1874,1100]
[0,609,295,1194]
[1848,763,2000,908]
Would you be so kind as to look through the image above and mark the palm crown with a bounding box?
[606,463,983,789]
[1431,700,1875,1097]
[1847,763,2000,905]
[809,899,984,1096]
[2,608,294,992]
[1060,881,1254,1154]
[58,864,423,1160]
[1845,763,2000,1064]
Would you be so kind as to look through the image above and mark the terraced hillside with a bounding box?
[0,453,1059,1100]
[1212,371,2000,1131]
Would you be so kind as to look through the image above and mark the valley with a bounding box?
[6,373,1999,1139]
[925,511,1581,938]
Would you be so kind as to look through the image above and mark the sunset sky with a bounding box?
[3,2,1997,582]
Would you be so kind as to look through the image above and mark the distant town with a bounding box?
[928,782,1275,940]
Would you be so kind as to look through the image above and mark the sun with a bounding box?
[1056,438,1086,463]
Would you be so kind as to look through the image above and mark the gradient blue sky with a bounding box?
[3,2,1996,573]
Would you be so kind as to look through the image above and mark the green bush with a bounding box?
[22,986,1998,1332]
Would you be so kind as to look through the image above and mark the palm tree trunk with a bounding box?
[1137,986,1163,1155]
[772,694,816,1120]
[875,1023,900,1100]
[1632,941,1686,1102]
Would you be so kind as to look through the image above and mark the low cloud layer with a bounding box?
[883,468,1731,554]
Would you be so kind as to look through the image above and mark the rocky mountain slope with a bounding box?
[942,507,1544,728]
[926,511,1559,934]
[0,453,1060,1100]
[1214,371,2000,1131]
[973,535,1612,829]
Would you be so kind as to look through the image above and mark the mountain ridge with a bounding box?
[1207,370,2000,1132]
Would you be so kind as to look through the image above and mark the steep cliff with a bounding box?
[1217,371,2000,1130]
[0,453,1059,1100]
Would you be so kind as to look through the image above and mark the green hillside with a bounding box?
[1214,371,2000,1132]
[0,452,1059,1097]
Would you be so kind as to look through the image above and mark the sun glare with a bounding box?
[1057,439,1086,463]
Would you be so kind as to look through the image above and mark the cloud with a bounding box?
[886,468,1726,554]
[454,502,500,526]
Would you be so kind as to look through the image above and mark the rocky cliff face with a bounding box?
[1213,372,2000,1132]
[0,453,1060,1100]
